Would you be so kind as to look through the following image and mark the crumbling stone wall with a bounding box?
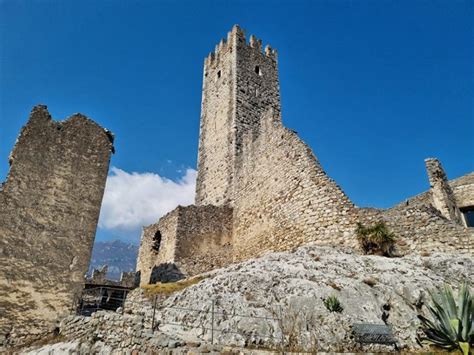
[351,161,474,254]
[174,205,233,275]
[231,109,474,261]
[392,173,474,218]
[136,205,233,283]
[137,209,180,284]
[0,105,113,346]
[232,110,355,261]
[90,265,109,284]
[424,158,464,224]
[382,204,474,254]
[354,204,474,256]
[450,173,474,210]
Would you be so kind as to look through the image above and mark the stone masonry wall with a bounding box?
[232,110,356,261]
[355,162,474,254]
[233,29,280,167]
[174,205,233,276]
[231,109,474,260]
[0,105,113,346]
[136,205,233,283]
[196,25,280,207]
[382,204,474,254]
[355,205,474,256]
[424,158,463,224]
[450,172,474,209]
[195,28,236,206]
[387,172,474,228]
[137,209,179,285]
[87,265,139,288]
[388,171,474,213]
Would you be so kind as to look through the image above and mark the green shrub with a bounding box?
[324,295,343,313]
[418,283,473,355]
[356,221,396,256]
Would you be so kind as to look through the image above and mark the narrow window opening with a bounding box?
[461,207,474,227]
[217,70,221,79]
[152,230,162,252]
[255,65,262,76]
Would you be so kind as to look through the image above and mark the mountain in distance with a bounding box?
[88,240,139,280]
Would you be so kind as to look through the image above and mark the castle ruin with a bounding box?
[137,25,474,284]
[0,106,114,344]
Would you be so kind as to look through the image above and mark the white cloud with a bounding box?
[98,167,197,233]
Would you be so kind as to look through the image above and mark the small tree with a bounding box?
[356,221,396,257]
[418,283,473,355]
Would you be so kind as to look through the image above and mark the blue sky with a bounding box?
[1,0,473,243]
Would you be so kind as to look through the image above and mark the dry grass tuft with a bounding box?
[142,276,207,296]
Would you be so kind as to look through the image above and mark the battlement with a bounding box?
[204,25,277,67]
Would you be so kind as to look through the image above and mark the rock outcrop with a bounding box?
[24,244,473,353]
[154,244,472,352]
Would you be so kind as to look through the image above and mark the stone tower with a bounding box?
[195,25,281,206]
[0,105,114,344]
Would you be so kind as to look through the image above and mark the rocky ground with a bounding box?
[22,244,473,353]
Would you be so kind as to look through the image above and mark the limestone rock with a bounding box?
[154,244,472,352]
[23,244,473,353]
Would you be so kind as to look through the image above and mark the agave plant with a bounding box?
[324,295,343,313]
[418,283,473,355]
[355,221,397,256]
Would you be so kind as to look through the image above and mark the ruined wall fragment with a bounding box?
[232,110,356,260]
[0,105,113,346]
[352,165,474,255]
[424,158,464,224]
[450,173,474,208]
[355,203,474,256]
[173,205,233,275]
[136,205,233,284]
[136,209,180,284]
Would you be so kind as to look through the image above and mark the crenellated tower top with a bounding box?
[204,25,278,69]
